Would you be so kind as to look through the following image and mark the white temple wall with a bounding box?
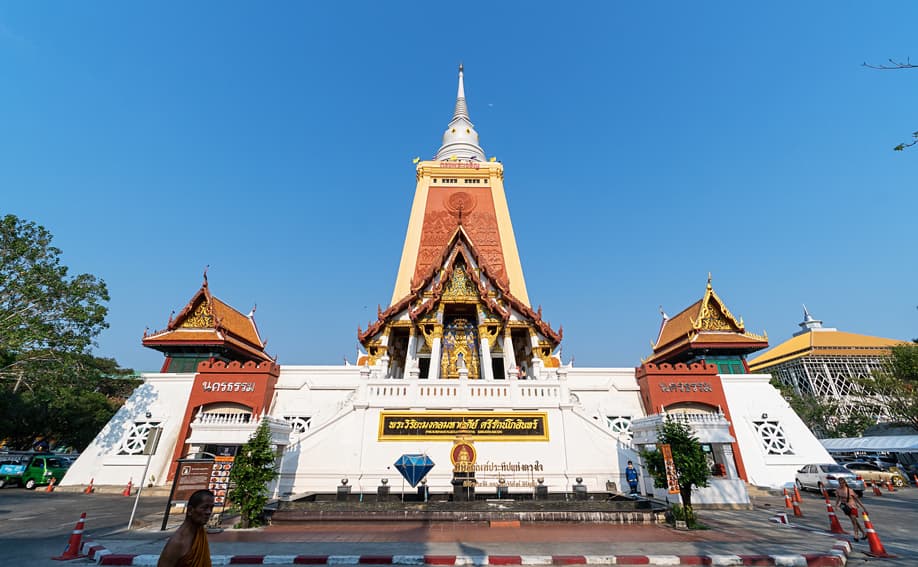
[64,365,651,494]
[61,373,195,488]
[721,374,833,488]
[274,368,646,496]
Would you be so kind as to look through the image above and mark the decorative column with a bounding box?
[479,335,494,381]
[429,335,442,380]
[405,328,418,380]
[503,331,516,378]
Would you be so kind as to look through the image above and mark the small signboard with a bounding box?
[161,457,214,531]
[661,444,680,495]
[208,456,234,508]
[173,461,213,502]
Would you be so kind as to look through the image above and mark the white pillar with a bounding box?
[405,330,418,379]
[503,334,516,378]
[480,336,494,381]
[722,444,739,479]
[429,337,442,380]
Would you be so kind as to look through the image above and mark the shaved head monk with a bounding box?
[158,489,215,567]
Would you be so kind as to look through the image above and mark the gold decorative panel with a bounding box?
[180,302,213,328]
[441,318,480,379]
[443,265,477,301]
[698,302,733,331]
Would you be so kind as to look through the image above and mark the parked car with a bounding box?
[0,453,71,489]
[844,461,908,487]
[795,464,864,496]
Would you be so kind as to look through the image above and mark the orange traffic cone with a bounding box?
[871,480,883,496]
[885,479,896,492]
[823,492,846,534]
[83,478,94,494]
[913,474,918,487]
[45,476,56,492]
[783,488,793,509]
[792,497,803,517]
[52,512,87,560]
[122,477,133,497]
[862,512,897,558]
[793,485,803,503]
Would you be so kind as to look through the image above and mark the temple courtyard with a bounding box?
[1,488,916,566]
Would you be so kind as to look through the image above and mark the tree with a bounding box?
[862,58,917,151]
[856,344,918,431]
[639,419,710,527]
[769,379,878,438]
[228,420,279,528]
[0,214,135,450]
[0,214,109,392]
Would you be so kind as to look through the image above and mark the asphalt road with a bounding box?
[0,488,169,565]
[1,485,916,566]
[734,485,918,566]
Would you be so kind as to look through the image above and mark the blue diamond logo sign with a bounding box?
[394,454,435,488]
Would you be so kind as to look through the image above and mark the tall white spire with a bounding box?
[435,64,486,162]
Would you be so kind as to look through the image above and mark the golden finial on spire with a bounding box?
[706,272,712,289]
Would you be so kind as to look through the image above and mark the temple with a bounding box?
[63,67,837,506]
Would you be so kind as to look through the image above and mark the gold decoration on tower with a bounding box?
[180,301,214,328]
[443,265,477,302]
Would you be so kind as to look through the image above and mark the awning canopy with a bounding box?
[820,436,918,452]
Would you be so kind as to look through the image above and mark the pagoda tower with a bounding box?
[359,66,561,381]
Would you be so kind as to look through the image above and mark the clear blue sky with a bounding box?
[2,2,916,372]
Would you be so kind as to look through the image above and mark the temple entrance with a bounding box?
[441,305,480,379]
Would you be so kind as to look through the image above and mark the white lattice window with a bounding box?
[606,416,633,439]
[119,421,161,455]
[284,416,311,435]
[753,420,793,455]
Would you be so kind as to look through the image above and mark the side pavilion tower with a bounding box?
[359,66,561,382]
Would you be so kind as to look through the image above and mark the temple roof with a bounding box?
[647,275,768,364]
[748,328,903,370]
[143,275,272,363]
[360,225,560,346]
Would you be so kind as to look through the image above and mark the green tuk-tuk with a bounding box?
[0,453,71,489]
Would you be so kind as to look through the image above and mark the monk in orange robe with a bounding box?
[158,489,214,567]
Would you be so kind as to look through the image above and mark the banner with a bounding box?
[661,443,680,495]
[379,412,548,441]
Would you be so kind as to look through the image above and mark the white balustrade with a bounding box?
[361,378,564,408]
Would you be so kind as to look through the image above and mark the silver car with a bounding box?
[795,463,864,496]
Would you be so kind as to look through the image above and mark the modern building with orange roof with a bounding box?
[63,67,835,507]
[748,307,904,416]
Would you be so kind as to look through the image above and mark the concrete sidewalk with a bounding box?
[80,506,851,566]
